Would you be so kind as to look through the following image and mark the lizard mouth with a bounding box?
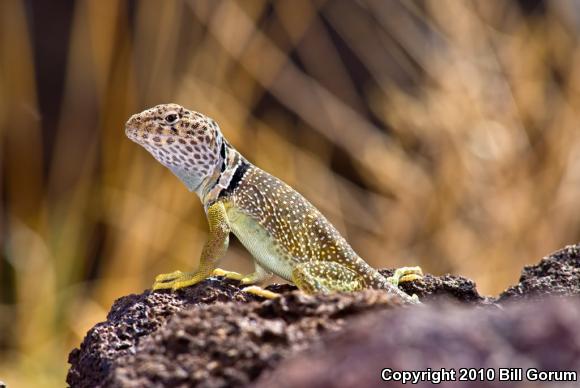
[125,126,138,141]
[124,124,152,145]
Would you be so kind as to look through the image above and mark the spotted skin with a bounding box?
[126,104,224,193]
[125,103,421,303]
[231,167,379,285]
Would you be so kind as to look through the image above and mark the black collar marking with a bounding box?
[218,160,250,198]
[219,141,226,172]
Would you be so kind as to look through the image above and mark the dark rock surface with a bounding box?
[255,297,580,388]
[67,282,406,388]
[106,291,404,388]
[67,278,265,388]
[498,244,580,302]
[379,269,491,304]
[67,244,580,387]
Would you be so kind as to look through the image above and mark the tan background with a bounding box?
[1,0,580,386]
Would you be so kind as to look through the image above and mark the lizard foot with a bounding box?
[387,266,423,287]
[154,270,184,282]
[212,268,244,280]
[152,270,207,291]
[242,285,280,299]
[153,268,243,290]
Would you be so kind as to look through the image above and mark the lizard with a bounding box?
[125,103,422,304]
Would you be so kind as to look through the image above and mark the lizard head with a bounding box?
[125,103,224,192]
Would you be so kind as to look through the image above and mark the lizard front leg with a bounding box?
[153,201,231,290]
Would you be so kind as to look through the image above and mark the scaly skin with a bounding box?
[125,103,422,304]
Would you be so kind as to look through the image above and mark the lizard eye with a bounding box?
[165,114,179,124]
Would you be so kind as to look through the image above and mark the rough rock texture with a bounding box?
[68,244,580,387]
[67,278,270,388]
[498,244,580,302]
[380,269,491,304]
[67,284,406,387]
[106,291,404,388]
[254,297,580,388]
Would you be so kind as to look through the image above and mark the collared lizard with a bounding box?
[125,104,422,304]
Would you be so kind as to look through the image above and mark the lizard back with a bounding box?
[225,164,376,279]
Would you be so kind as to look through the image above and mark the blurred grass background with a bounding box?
[1,0,580,386]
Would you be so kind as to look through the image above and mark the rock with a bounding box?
[498,244,580,302]
[67,243,580,387]
[67,287,405,388]
[106,291,403,388]
[379,269,491,304]
[254,297,580,388]
[67,278,264,388]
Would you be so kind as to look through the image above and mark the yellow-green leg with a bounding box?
[239,262,277,298]
[153,202,230,290]
[212,261,273,284]
[240,262,273,284]
[212,261,277,298]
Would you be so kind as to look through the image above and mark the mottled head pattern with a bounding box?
[125,103,224,192]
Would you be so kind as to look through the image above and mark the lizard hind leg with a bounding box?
[291,261,366,294]
[239,262,273,285]
[213,262,273,284]
[215,262,276,298]
[239,263,276,298]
